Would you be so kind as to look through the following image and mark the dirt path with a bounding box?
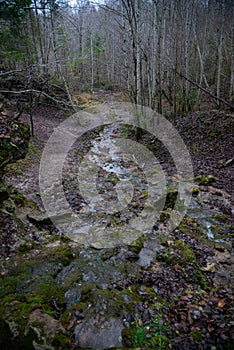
[4,105,65,206]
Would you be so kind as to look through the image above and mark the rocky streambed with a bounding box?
[0,103,233,349]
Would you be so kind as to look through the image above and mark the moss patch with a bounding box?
[157,240,207,289]
[194,175,216,185]
[190,329,202,342]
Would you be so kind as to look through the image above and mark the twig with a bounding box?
[0,89,71,107]
[177,72,234,111]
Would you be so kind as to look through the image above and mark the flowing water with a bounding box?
[3,119,233,349]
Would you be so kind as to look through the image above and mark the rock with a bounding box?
[27,210,71,226]
[28,309,64,339]
[138,248,155,267]
[27,212,53,225]
[0,115,30,177]
[64,288,82,308]
[74,316,123,349]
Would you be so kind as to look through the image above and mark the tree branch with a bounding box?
[0,89,72,109]
[177,72,234,111]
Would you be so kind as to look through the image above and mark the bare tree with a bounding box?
[230,1,234,103]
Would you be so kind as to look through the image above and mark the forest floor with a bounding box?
[0,91,233,349]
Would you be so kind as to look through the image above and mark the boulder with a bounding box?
[0,113,30,177]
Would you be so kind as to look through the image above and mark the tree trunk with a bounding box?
[33,0,47,74]
[90,32,94,92]
[217,1,224,106]
[230,5,234,103]
[150,1,157,109]
[184,0,190,111]
[135,1,141,106]
[50,5,76,111]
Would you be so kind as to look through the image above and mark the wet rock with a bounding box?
[74,316,123,349]
[138,248,155,267]
[27,212,53,225]
[27,210,71,226]
[1,105,234,350]
[64,287,82,308]
[28,309,64,339]
[137,238,164,267]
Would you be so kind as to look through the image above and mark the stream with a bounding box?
[38,121,168,249]
[2,110,234,350]
[35,119,233,251]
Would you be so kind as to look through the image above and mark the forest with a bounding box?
[0,1,234,349]
[0,0,234,112]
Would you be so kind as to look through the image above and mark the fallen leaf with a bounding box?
[208,325,215,332]
[201,262,215,272]
[217,300,226,308]
[180,296,189,301]
[174,264,182,271]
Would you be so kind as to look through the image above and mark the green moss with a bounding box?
[0,121,30,175]
[156,240,208,289]
[122,327,138,347]
[59,235,72,243]
[0,293,67,349]
[100,247,119,261]
[209,131,217,138]
[26,295,43,305]
[5,163,23,176]
[157,240,195,265]
[0,211,78,346]
[13,192,26,206]
[159,210,170,223]
[147,333,171,349]
[22,139,42,160]
[213,214,228,222]
[194,175,216,185]
[47,246,74,266]
[18,244,33,253]
[178,217,204,238]
[123,325,171,349]
[132,327,147,346]
[0,249,69,316]
[14,217,26,232]
[192,187,199,196]
[61,302,87,327]
[0,270,28,298]
[174,240,195,262]
[105,175,119,184]
[121,287,141,303]
[80,283,94,302]
[51,331,71,348]
[127,236,145,254]
[35,282,65,305]
[0,300,32,337]
[190,329,202,342]
[164,189,178,209]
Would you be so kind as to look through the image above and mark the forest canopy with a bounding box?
[0,0,234,113]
